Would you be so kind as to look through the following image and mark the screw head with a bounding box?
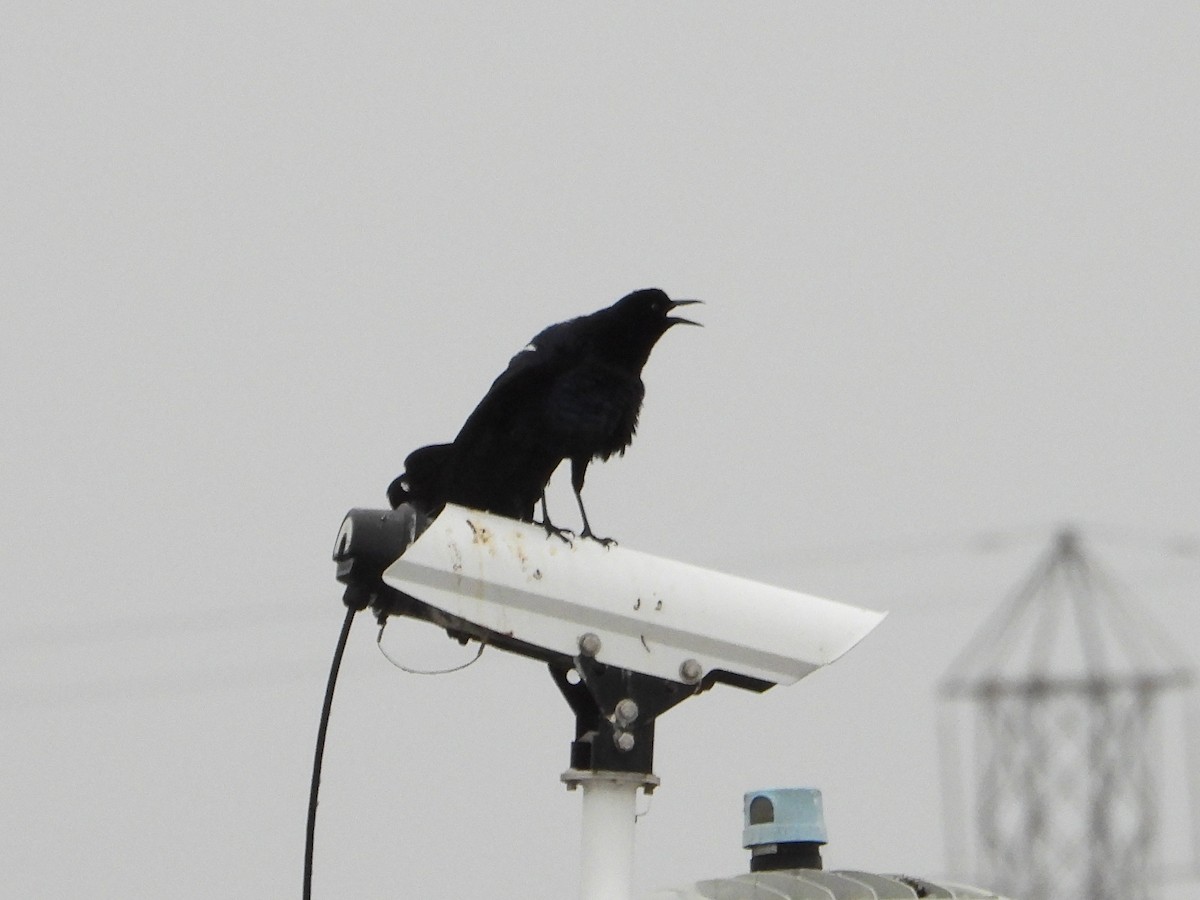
[615,698,639,726]
[680,659,703,684]
[614,731,636,752]
[578,633,602,658]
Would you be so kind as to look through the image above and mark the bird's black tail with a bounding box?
[387,442,455,510]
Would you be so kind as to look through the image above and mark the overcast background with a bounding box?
[3,3,1198,898]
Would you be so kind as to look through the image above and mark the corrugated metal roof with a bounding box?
[646,869,1011,899]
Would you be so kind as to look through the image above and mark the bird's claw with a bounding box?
[580,529,617,548]
[538,520,575,545]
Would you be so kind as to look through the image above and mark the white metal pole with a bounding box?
[577,774,640,900]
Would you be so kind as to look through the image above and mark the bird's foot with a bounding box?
[579,528,617,548]
[538,520,575,545]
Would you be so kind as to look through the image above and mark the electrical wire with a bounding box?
[301,612,482,898]
[376,618,485,674]
[304,605,357,900]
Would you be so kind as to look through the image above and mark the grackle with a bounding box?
[388,288,700,543]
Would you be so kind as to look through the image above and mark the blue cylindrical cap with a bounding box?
[742,788,827,847]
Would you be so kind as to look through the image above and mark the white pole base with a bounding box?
[563,770,659,900]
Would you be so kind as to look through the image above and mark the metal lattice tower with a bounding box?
[939,527,1192,900]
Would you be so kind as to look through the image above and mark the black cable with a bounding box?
[304,605,357,900]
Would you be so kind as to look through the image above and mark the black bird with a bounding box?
[388,288,701,543]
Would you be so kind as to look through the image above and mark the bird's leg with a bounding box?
[571,457,616,547]
[536,491,574,544]
[574,492,616,547]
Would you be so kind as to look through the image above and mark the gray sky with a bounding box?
[3,3,1198,898]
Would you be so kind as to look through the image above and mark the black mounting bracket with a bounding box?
[550,650,700,780]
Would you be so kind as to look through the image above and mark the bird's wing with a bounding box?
[453,317,584,439]
[421,316,584,518]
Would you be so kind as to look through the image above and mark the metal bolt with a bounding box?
[578,633,602,657]
[614,731,636,752]
[680,659,703,684]
[614,698,639,726]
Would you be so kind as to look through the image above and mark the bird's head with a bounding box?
[605,288,702,368]
[615,287,703,333]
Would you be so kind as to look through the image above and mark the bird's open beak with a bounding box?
[667,298,703,327]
